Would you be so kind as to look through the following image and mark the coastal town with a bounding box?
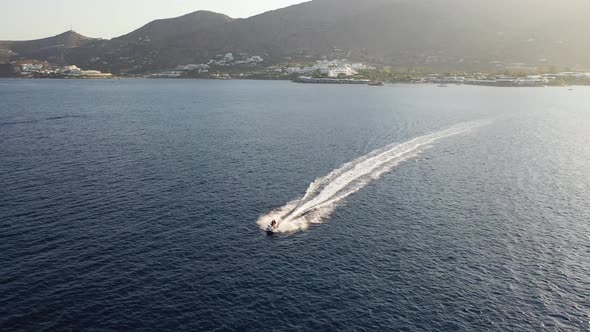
[2,61,112,78]
[2,56,590,87]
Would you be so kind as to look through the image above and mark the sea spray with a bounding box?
[258,121,489,233]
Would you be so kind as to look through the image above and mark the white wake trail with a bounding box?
[258,121,488,233]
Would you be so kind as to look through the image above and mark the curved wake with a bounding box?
[258,121,488,233]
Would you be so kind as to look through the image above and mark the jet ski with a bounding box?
[266,225,275,234]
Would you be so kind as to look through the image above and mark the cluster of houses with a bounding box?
[418,75,550,86]
[553,72,590,79]
[14,62,112,78]
[415,72,590,87]
[147,58,375,79]
[175,63,210,73]
[147,70,184,78]
[148,53,265,78]
[207,53,264,67]
[271,60,375,78]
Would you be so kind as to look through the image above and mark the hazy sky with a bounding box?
[0,0,306,40]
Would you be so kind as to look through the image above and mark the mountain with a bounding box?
[230,0,590,68]
[2,0,590,72]
[0,30,95,63]
[104,11,239,70]
[116,11,233,44]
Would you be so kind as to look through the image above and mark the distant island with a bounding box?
[2,0,590,85]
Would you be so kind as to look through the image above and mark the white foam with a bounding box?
[258,121,489,233]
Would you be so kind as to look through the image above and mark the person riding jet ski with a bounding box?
[267,220,277,233]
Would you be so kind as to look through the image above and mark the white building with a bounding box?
[327,66,357,78]
[59,65,82,76]
[176,64,210,71]
[148,71,183,78]
[223,53,234,61]
[21,63,44,72]
[81,70,113,78]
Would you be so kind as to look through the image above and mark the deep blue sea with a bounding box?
[1,79,589,331]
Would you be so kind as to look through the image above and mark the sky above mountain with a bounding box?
[0,0,306,40]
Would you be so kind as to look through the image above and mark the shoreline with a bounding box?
[1,76,588,87]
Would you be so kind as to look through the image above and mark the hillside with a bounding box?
[0,31,96,63]
[231,0,590,68]
[2,0,590,72]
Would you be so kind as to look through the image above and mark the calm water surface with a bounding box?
[1,79,589,331]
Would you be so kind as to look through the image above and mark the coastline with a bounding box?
[2,75,589,88]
